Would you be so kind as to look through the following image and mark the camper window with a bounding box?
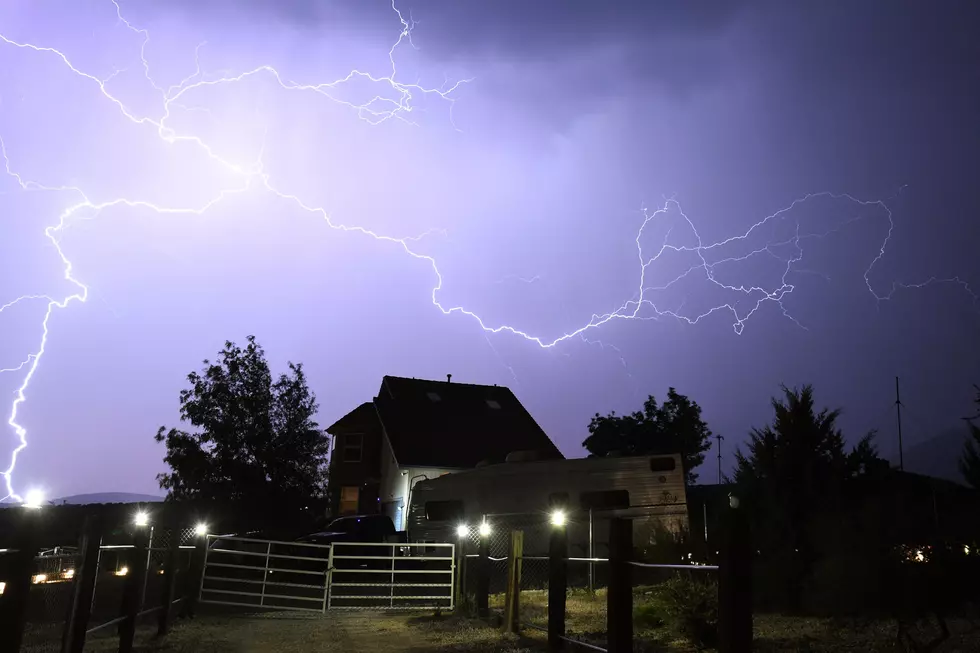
[649,456,677,472]
[425,500,464,522]
[580,489,630,511]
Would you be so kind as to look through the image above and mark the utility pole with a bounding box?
[895,376,904,472]
[715,434,725,484]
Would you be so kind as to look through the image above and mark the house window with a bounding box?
[427,392,441,402]
[343,433,363,463]
[340,486,360,514]
[486,399,501,409]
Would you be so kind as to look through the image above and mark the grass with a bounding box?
[500,588,980,653]
[22,594,980,652]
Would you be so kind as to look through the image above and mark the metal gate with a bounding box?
[327,542,455,610]
[199,535,333,613]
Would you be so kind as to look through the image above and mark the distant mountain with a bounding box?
[887,427,971,486]
[51,492,165,505]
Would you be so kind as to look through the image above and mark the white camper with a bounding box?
[406,454,688,557]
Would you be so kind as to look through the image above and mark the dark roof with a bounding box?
[370,375,564,468]
[327,402,381,434]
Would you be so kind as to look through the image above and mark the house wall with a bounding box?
[377,437,459,530]
[327,417,385,516]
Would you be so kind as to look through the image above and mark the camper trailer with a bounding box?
[406,454,688,558]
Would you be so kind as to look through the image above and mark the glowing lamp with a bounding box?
[478,521,491,537]
[550,510,567,527]
[456,524,469,538]
[134,512,149,527]
[194,522,208,537]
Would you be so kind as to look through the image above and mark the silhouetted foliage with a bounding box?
[732,384,888,611]
[583,388,713,484]
[155,336,330,518]
[959,384,980,490]
[645,576,719,651]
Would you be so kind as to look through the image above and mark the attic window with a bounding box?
[427,392,441,402]
[486,399,501,409]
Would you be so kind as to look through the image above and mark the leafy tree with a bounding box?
[960,384,980,489]
[583,388,713,484]
[733,384,887,610]
[155,336,330,515]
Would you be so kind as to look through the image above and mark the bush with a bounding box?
[648,575,719,650]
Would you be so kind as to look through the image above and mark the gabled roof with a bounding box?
[328,402,380,434]
[336,375,563,469]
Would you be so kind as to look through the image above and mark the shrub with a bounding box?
[649,575,719,650]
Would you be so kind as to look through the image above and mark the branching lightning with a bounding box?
[0,1,975,501]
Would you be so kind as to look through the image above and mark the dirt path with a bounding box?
[79,609,537,653]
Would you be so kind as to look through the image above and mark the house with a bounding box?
[326,375,564,529]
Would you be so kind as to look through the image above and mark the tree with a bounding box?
[732,384,887,610]
[155,336,330,515]
[959,384,980,489]
[583,387,713,484]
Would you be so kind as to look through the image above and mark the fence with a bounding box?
[0,513,209,653]
[199,534,333,612]
[327,542,455,610]
[457,501,752,653]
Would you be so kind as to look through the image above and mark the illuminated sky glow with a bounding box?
[2,0,979,498]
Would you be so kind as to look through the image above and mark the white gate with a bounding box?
[199,535,333,613]
[327,542,455,610]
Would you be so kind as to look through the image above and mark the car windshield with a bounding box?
[326,517,358,533]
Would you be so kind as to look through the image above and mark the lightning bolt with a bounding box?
[0,1,975,501]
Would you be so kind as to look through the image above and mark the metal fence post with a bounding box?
[607,517,633,653]
[547,524,568,651]
[587,508,594,595]
[390,542,396,608]
[325,543,335,612]
[118,526,150,653]
[181,533,208,618]
[156,524,181,637]
[0,512,41,653]
[476,533,490,619]
[260,540,272,608]
[718,496,752,653]
[61,515,103,653]
[502,530,523,634]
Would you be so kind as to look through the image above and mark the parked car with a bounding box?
[295,514,399,546]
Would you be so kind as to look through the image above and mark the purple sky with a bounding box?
[2,0,979,500]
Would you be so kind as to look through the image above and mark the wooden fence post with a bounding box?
[156,524,182,636]
[181,533,208,618]
[0,511,41,653]
[718,496,752,653]
[547,524,568,651]
[475,533,490,619]
[606,517,633,653]
[502,530,523,634]
[118,526,150,653]
[454,537,468,613]
[60,515,103,653]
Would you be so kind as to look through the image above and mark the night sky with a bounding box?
[2,1,979,500]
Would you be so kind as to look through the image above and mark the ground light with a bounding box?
[194,522,208,536]
[456,524,469,538]
[478,521,491,537]
[550,509,566,527]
